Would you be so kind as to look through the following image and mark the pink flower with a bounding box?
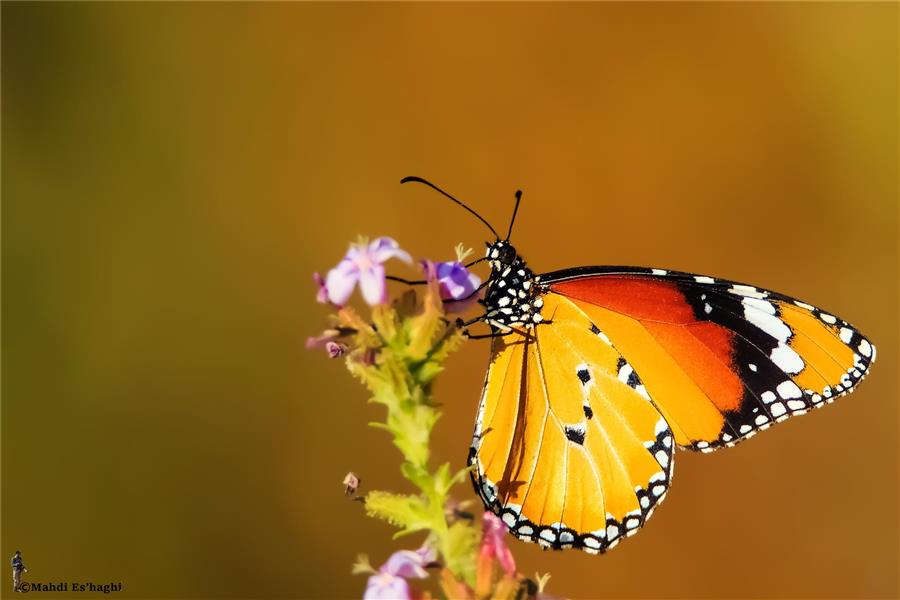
[480,512,516,576]
[325,341,347,358]
[325,237,412,306]
[363,546,436,600]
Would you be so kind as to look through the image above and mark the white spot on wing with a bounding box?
[654,418,668,436]
[770,344,804,374]
[618,363,634,384]
[858,339,872,357]
[776,380,803,399]
[744,301,791,342]
[743,297,776,314]
[654,450,669,468]
[606,524,619,541]
[649,471,666,484]
[787,399,806,411]
[730,284,767,298]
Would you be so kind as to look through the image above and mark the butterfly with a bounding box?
[401,177,876,554]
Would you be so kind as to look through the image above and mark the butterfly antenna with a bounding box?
[400,176,500,240]
[506,190,522,241]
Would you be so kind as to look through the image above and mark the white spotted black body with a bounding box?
[483,240,545,331]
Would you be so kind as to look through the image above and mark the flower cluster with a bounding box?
[310,236,557,600]
[314,237,482,312]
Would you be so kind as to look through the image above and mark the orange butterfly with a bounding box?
[403,177,876,554]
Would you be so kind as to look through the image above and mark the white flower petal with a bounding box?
[359,264,387,305]
[370,237,412,264]
[324,260,358,306]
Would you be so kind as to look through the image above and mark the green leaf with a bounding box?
[432,463,470,498]
[364,491,431,535]
[441,521,479,586]
[400,462,432,492]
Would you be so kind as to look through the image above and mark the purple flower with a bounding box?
[363,572,411,600]
[325,237,412,306]
[325,341,347,358]
[434,260,482,312]
[382,547,435,579]
[363,546,435,600]
[480,511,516,576]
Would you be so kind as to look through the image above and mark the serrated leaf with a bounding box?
[365,491,431,535]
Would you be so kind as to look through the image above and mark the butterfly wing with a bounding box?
[544,267,876,451]
[469,292,674,553]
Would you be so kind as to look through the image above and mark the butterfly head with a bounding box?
[485,240,520,271]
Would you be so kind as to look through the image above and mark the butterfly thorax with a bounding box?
[483,241,545,331]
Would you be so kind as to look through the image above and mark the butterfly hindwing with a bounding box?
[545,267,875,451]
[469,293,674,553]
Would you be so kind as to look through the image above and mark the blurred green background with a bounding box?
[2,3,897,599]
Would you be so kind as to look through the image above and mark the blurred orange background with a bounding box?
[2,3,897,599]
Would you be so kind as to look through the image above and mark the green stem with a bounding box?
[346,291,477,591]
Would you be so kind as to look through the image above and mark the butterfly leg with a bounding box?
[385,275,426,286]
[456,315,486,328]
[462,330,513,340]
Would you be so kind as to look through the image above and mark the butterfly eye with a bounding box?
[498,245,516,264]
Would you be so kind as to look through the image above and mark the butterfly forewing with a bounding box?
[546,267,875,451]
